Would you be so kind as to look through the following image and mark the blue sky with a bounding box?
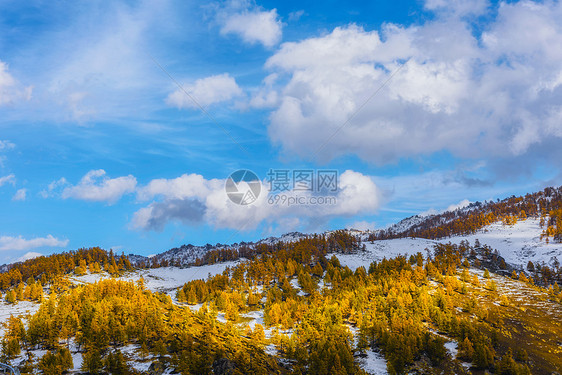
[1,0,562,263]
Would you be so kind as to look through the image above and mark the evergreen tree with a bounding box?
[5,289,16,304]
[104,350,129,375]
[38,347,73,375]
[82,348,103,374]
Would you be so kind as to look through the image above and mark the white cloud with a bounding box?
[420,198,473,217]
[262,1,562,165]
[220,6,283,47]
[0,61,32,106]
[62,169,137,204]
[40,177,68,198]
[424,0,489,16]
[248,73,280,109]
[137,173,216,201]
[0,140,15,168]
[347,220,376,231]
[130,199,207,231]
[288,10,305,22]
[131,169,382,232]
[446,199,472,212]
[166,74,243,109]
[0,140,15,151]
[16,252,43,262]
[23,2,177,123]
[12,188,27,201]
[0,235,68,252]
[0,174,15,187]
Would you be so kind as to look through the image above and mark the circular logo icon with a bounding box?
[225,169,261,205]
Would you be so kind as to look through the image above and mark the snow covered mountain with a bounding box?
[133,231,309,267]
[336,217,562,272]
[135,214,561,272]
[123,186,562,273]
[378,201,486,237]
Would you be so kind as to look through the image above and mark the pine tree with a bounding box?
[187,286,198,305]
[75,265,87,276]
[38,347,73,375]
[104,350,129,375]
[6,289,16,304]
[458,337,474,361]
[176,288,186,303]
[252,323,266,344]
[15,281,24,300]
[225,299,239,322]
[82,348,103,374]
[1,315,25,359]
[247,289,260,307]
[486,279,497,291]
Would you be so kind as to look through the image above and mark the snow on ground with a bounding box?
[241,310,265,330]
[339,218,562,272]
[1,218,556,372]
[334,238,437,271]
[289,277,306,296]
[71,350,83,370]
[444,218,562,268]
[0,300,41,336]
[359,349,388,375]
[9,339,83,371]
[187,302,204,312]
[71,261,239,294]
[12,348,48,368]
[129,359,152,373]
[444,341,458,359]
[344,323,388,374]
[217,312,227,323]
[471,268,562,319]
[240,309,293,341]
[265,344,277,356]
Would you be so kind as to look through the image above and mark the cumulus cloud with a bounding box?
[0,61,32,106]
[248,73,280,109]
[12,188,27,201]
[0,174,15,187]
[166,74,243,109]
[218,2,283,47]
[0,235,68,252]
[131,170,382,232]
[262,1,562,166]
[61,170,137,204]
[137,173,217,201]
[130,199,206,231]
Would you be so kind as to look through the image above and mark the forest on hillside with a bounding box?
[369,186,562,244]
[0,228,561,374]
